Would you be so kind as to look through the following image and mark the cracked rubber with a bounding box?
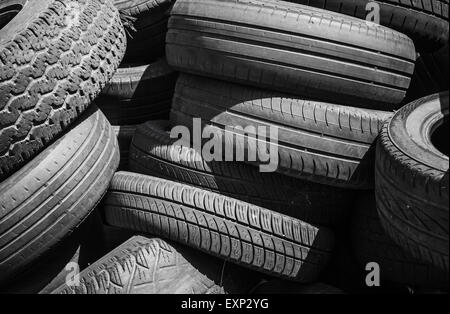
[96,59,177,125]
[287,0,449,50]
[166,0,416,109]
[103,172,335,282]
[171,74,393,189]
[129,120,352,226]
[352,193,448,288]
[52,236,260,294]
[0,106,120,284]
[375,91,449,273]
[0,0,126,181]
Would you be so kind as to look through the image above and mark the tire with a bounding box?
[129,120,352,226]
[166,0,416,109]
[286,0,449,50]
[0,0,126,181]
[0,106,120,284]
[96,59,177,125]
[52,236,260,294]
[352,193,447,288]
[0,211,106,294]
[114,0,175,62]
[171,74,393,189]
[113,125,136,171]
[375,92,449,272]
[103,172,335,282]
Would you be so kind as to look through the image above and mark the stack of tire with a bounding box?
[95,0,178,170]
[0,0,127,289]
[1,0,448,294]
[106,0,446,292]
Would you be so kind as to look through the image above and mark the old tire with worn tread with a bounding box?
[0,0,126,180]
[0,106,120,284]
[353,193,447,288]
[103,172,335,282]
[287,0,449,49]
[52,236,259,294]
[375,91,449,272]
[171,74,392,189]
[166,0,416,109]
[129,120,352,226]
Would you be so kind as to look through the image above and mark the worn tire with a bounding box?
[352,193,448,288]
[114,0,175,62]
[171,74,392,189]
[103,172,335,282]
[96,59,177,125]
[375,92,449,272]
[52,236,260,294]
[287,0,449,50]
[0,211,106,294]
[113,125,136,171]
[0,106,120,284]
[0,0,126,181]
[129,120,352,226]
[166,0,416,109]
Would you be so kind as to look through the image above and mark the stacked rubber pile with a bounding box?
[0,0,448,294]
[0,0,127,290]
[96,0,178,170]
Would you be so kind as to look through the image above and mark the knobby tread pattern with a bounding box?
[375,93,449,272]
[53,236,256,294]
[352,193,447,287]
[287,0,449,48]
[0,0,126,181]
[103,172,335,282]
[96,59,177,124]
[129,120,352,226]
[0,107,120,283]
[166,0,416,109]
[171,74,392,189]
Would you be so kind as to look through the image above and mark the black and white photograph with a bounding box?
[0,0,448,302]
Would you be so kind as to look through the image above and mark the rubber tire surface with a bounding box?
[0,211,105,294]
[0,106,120,284]
[166,0,416,109]
[375,92,449,272]
[171,74,393,189]
[52,236,260,294]
[96,59,177,125]
[113,125,136,171]
[286,0,449,49]
[352,193,447,288]
[129,120,352,226]
[114,0,175,62]
[103,172,335,282]
[0,0,126,181]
